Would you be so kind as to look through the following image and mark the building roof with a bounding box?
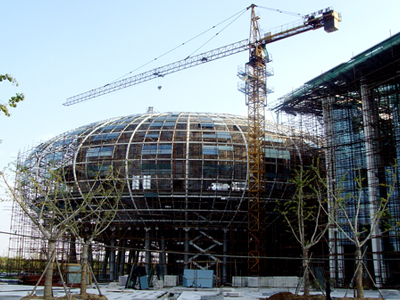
[274,31,400,116]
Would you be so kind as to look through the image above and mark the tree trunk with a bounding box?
[355,248,364,298]
[303,247,310,296]
[81,243,89,297]
[44,239,56,300]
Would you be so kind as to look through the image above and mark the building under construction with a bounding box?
[274,32,400,287]
[8,112,323,285]
[9,9,400,290]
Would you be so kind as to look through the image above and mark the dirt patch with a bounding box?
[264,292,324,300]
[20,293,108,300]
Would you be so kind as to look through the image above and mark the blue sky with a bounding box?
[1,0,400,255]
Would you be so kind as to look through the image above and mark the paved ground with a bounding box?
[1,283,400,300]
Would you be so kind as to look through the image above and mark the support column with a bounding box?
[69,236,77,263]
[127,245,136,276]
[101,248,110,281]
[184,228,190,269]
[160,235,166,279]
[222,229,228,284]
[322,95,345,284]
[145,228,151,275]
[119,239,126,276]
[361,80,386,286]
[109,239,116,281]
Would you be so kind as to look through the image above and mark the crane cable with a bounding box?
[108,7,249,85]
[257,5,304,18]
[185,8,248,59]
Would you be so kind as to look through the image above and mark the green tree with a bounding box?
[1,74,24,116]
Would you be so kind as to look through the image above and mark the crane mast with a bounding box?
[245,4,267,276]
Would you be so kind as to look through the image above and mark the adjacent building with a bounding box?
[275,32,400,287]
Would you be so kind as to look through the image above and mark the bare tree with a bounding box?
[316,164,398,298]
[277,161,329,296]
[1,163,124,300]
[65,170,125,298]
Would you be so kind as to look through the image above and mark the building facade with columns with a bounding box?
[275,32,400,287]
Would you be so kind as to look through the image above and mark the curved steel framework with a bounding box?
[9,112,323,281]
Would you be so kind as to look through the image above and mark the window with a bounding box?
[160,131,173,141]
[201,123,214,129]
[141,162,157,174]
[154,116,166,121]
[145,133,159,138]
[142,144,157,155]
[85,164,111,178]
[44,152,65,162]
[132,175,140,189]
[150,122,163,128]
[216,132,232,139]
[143,175,151,189]
[91,133,119,142]
[142,144,172,155]
[203,162,218,177]
[265,149,290,159]
[203,133,216,139]
[53,138,74,147]
[145,133,159,141]
[158,144,172,154]
[218,145,233,151]
[141,162,171,175]
[98,124,126,132]
[203,145,218,155]
[86,147,114,158]
[166,117,178,122]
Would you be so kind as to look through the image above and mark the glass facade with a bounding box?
[15,112,321,279]
[276,32,400,287]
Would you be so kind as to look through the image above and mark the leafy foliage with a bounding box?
[1,74,25,116]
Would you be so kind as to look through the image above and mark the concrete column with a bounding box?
[361,80,386,286]
[69,236,77,263]
[101,248,110,281]
[160,235,166,278]
[145,228,151,275]
[184,228,190,268]
[127,245,136,276]
[222,229,228,284]
[322,95,345,283]
[110,239,116,281]
[119,239,126,276]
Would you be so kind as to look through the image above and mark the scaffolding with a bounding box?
[274,32,400,287]
[7,112,322,284]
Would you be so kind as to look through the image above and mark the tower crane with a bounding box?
[64,4,341,275]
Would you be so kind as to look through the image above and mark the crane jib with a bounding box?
[64,8,340,106]
[63,39,249,106]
